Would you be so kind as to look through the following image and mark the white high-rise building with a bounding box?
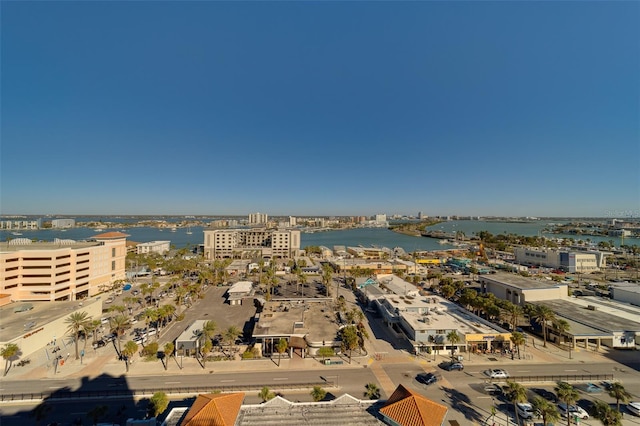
[248,212,268,225]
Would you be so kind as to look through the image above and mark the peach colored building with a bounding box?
[0,232,127,303]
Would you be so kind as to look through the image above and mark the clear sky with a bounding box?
[1,1,638,218]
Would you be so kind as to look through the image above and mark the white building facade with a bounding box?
[203,228,300,260]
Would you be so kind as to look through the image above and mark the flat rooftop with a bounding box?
[237,394,382,426]
[537,297,640,334]
[253,300,339,343]
[0,240,102,253]
[0,297,102,342]
[481,272,566,290]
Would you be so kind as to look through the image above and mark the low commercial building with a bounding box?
[0,232,128,302]
[175,320,208,357]
[136,240,170,255]
[361,275,511,354]
[610,283,640,306]
[513,247,606,273]
[51,219,75,228]
[252,300,339,358]
[226,281,253,306]
[535,296,640,350]
[331,258,409,276]
[0,297,102,359]
[478,272,568,305]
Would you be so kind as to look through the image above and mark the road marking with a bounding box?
[477,396,492,399]
[165,381,180,384]
[48,387,59,389]
[220,380,235,383]
[517,370,530,373]
[273,378,288,381]
[565,369,578,372]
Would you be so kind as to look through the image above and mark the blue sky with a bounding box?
[1,1,638,218]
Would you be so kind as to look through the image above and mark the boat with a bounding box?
[11,232,23,236]
[170,226,177,232]
[186,227,192,235]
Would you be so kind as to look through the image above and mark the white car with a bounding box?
[557,403,589,419]
[485,369,510,379]
[516,403,536,420]
[627,402,640,417]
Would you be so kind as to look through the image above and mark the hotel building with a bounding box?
[203,228,300,260]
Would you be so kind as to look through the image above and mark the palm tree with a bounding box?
[593,400,622,426]
[364,383,380,400]
[1,343,19,376]
[446,331,461,358]
[505,381,527,425]
[510,331,526,359]
[532,396,561,426]
[109,314,131,355]
[65,311,91,360]
[275,338,288,367]
[556,382,579,426]
[310,386,327,402]
[532,305,555,347]
[259,386,275,402]
[607,382,631,412]
[504,302,523,331]
[163,342,174,371]
[552,318,571,346]
[224,326,241,354]
[121,340,138,373]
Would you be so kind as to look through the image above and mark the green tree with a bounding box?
[607,382,631,412]
[532,396,560,426]
[148,392,169,418]
[1,343,20,376]
[276,338,288,367]
[310,385,327,402]
[163,342,174,371]
[364,382,380,400]
[446,330,460,357]
[317,346,334,362]
[339,325,359,364]
[593,400,622,426]
[505,381,528,425]
[121,340,138,372]
[86,405,108,426]
[556,382,579,426]
[224,325,242,354]
[109,314,131,355]
[259,386,275,402]
[532,305,556,347]
[552,318,571,346]
[65,311,91,360]
[510,331,526,359]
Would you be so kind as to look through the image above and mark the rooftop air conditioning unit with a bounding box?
[587,305,597,311]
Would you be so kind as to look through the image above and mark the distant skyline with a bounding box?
[1,1,638,218]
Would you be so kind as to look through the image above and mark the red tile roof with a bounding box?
[379,384,448,426]
[180,392,245,426]
[92,231,129,239]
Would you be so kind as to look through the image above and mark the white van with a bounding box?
[516,403,535,419]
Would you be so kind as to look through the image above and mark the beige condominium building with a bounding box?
[203,228,300,260]
[0,232,127,305]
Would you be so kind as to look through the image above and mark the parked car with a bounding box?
[92,339,106,349]
[484,383,503,396]
[105,297,115,304]
[584,382,603,393]
[443,362,464,371]
[485,369,510,379]
[531,387,557,402]
[627,402,640,417]
[558,403,589,419]
[416,372,438,385]
[103,333,116,342]
[516,403,536,420]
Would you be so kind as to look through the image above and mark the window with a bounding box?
[436,330,445,334]
[112,261,116,271]
[112,248,116,257]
